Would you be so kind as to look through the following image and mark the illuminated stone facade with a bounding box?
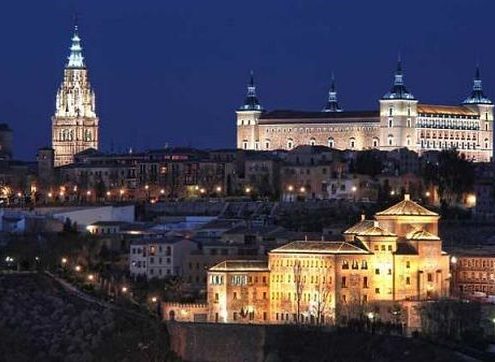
[197,195,450,326]
[52,25,99,167]
[237,64,493,162]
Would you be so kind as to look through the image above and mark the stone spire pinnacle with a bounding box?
[67,20,85,68]
[239,70,262,111]
[323,73,342,112]
[463,65,492,104]
[382,55,414,100]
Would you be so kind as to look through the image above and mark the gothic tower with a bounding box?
[52,24,99,167]
[379,58,418,151]
[236,71,263,150]
[322,74,343,112]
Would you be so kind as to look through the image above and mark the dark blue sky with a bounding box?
[1,0,495,159]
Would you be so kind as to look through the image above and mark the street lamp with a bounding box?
[245,187,252,194]
[425,191,431,197]
[160,189,165,195]
[121,286,128,293]
[287,185,294,192]
[299,186,306,193]
[151,296,158,303]
[390,190,395,196]
[86,190,92,196]
[216,186,222,193]
[61,257,68,265]
[145,185,149,191]
[87,274,94,281]
[75,265,81,272]
[106,191,111,197]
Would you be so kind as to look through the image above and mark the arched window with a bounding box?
[484,138,489,149]
[388,119,393,128]
[328,137,334,148]
[387,135,394,146]
[389,107,393,116]
[372,138,379,148]
[242,140,248,150]
[349,138,356,149]
[486,123,489,131]
[287,138,294,150]
[265,139,271,150]
[309,138,316,146]
[406,135,411,147]
[407,118,412,128]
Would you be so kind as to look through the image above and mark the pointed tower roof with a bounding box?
[67,23,85,69]
[238,70,263,111]
[382,56,415,100]
[323,73,343,112]
[462,65,492,105]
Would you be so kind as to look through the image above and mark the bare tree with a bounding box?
[314,279,333,325]
[293,260,304,324]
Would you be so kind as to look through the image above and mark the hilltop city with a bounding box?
[1,21,495,362]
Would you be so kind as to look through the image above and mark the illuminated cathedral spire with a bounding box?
[323,73,342,112]
[463,65,492,104]
[67,23,85,68]
[383,55,415,100]
[239,70,263,111]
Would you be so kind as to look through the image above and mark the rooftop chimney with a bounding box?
[404,194,410,201]
[360,213,366,221]
[373,220,379,227]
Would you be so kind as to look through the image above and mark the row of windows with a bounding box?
[263,126,376,133]
[58,129,93,142]
[419,131,478,140]
[417,119,483,129]
[459,258,495,269]
[271,291,332,302]
[459,271,495,281]
[341,260,368,270]
[272,274,331,285]
[420,140,488,150]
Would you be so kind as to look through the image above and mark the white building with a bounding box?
[129,235,198,280]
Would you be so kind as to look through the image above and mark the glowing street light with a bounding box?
[151,296,158,303]
[75,265,81,272]
[160,189,165,195]
[287,185,294,192]
[299,186,306,193]
[17,192,22,198]
[145,185,149,190]
[86,190,92,196]
[87,274,94,281]
[61,257,68,265]
[351,186,357,193]
[216,186,222,193]
[121,286,128,293]
[390,190,395,196]
[106,191,111,197]
[119,189,125,196]
[199,188,206,194]
[425,191,431,197]
[48,192,53,198]
[245,187,252,194]
[367,312,375,321]
[451,256,458,264]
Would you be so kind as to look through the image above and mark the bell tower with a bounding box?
[379,57,418,151]
[52,22,99,167]
[236,71,263,150]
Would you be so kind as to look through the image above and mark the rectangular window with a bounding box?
[406,261,410,268]
[363,276,368,288]
[375,268,380,275]
[406,276,410,285]
[375,288,380,294]
[427,273,433,282]
[341,276,347,288]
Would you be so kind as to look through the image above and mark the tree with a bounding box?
[293,260,304,324]
[421,149,475,205]
[353,150,383,177]
[314,279,333,325]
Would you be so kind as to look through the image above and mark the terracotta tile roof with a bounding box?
[417,104,478,116]
[376,194,438,217]
[209,260,269,272]
[406,229,440,240]
[357,225,396,237]
[259,110,379,124]
[343,219,375,235]
[270,241,369,254]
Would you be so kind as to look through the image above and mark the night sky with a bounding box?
[1,0,495,160]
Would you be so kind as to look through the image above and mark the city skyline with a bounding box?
[1,0,495,160]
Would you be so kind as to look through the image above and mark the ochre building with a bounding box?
[52,25,99,167]
[165,195,450,327]
[236,63,493,162]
